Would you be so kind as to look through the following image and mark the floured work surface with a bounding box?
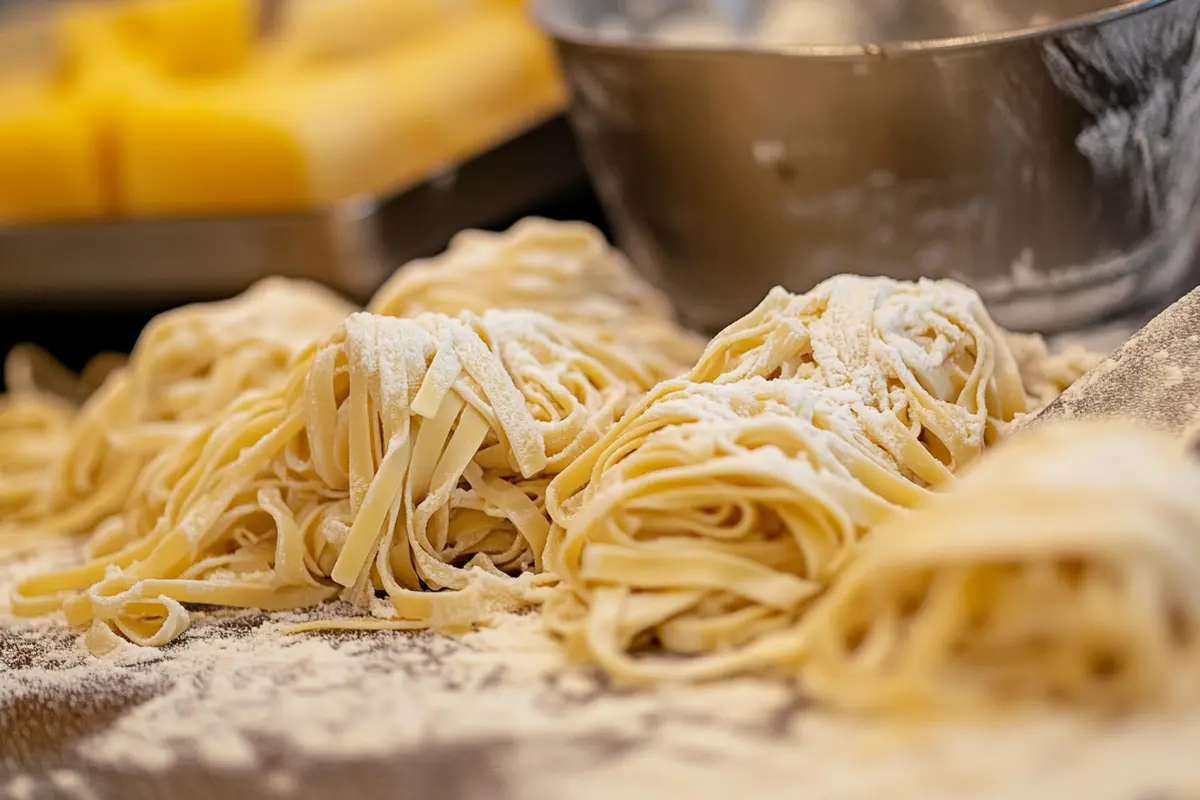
[3,301,1200,800]
[1033,287,1200,438]
[3,550,1200,800]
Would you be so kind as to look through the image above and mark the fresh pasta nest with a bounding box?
[1,278,355,539]
[544,378,919,682]
[13,309,662,648]
[797,421,1200,712]
[689,276,1029,485]
[541,274,1035,683]
[369,217,704,382]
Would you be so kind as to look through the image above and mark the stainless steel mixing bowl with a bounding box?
[534,0,1200,333]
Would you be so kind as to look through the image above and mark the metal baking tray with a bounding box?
[0,116,587,308]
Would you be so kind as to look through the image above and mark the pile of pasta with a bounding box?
[13,309,664,649]
[9,217,1186,717]
[543,378,917,682]
[2,218,703,649]
[545,273,1200,711]
[686,278,1030,483]
[0,347,102,524]
[544,275,1033,681]
[799,421,1200,712]
[369,217,705,383]
[0,279,354,545]
[0,219,697,547]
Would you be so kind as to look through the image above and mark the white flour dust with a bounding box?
[5,536,1200,800]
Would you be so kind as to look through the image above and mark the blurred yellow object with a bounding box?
[119,57,418,214]
[0,83,106,222]
[55,4,164,217]
[119,0,257,77]
[270,0,464,66]
[55,2,130,77]
[119,8,563,216]
[387,8,564,168]
[268,0,537,67]
[0,0,564,222]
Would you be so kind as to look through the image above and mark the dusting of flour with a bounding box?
[4,538,1200,800]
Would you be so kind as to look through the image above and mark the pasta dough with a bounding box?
[0,278,354,542]
[13,309,662,648]
[798,421,1200,712]
[543,274,1030,682]
[369,217,705,383]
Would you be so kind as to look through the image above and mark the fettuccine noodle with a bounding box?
[797,421,1200,712]
[13,309,662,649]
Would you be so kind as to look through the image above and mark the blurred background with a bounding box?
[2,0,1199,381]
[0,0,611,379]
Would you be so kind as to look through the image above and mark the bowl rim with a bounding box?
[530,0,1179,59]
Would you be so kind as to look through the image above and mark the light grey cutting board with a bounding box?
[1032,286,1200,439]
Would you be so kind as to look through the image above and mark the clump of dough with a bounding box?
[1006,331,1102,414]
